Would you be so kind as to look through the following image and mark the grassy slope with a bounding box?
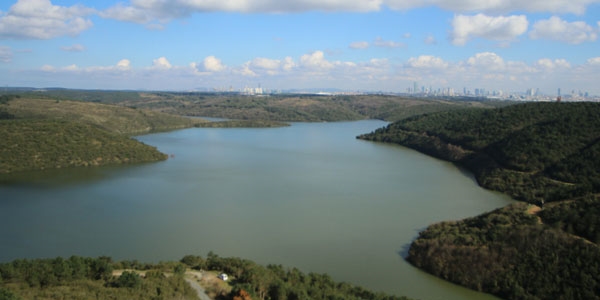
[359,102,600,299]
[109,92,500,122]
[0,97,201,174]
[0,119,167,174]
[6,90,505,122]
[6,98,201,135]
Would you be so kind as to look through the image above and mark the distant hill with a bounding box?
[6,97,200,135]
[0,96,201,174]
[126,93,503,122]
[7,89,506,122]
[358,102,600,299]
[0,119,168,174]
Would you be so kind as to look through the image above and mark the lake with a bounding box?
[0,120,512,300]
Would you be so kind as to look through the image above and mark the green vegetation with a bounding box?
[8,89,503,122]
[181,252,411,300]
[359,102,600,299]
[0,119,167,173]
[408,201,600,300]
[130,93,501,122]
[0,254,412,300]
[0,256,197,300]
[359,102,600,204]
[0,96,205,174]
[0,89,502,174]
[5,97,201,135]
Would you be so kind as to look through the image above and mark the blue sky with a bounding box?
[0,0,599,95]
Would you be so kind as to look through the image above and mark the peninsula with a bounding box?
[358,101,600,299]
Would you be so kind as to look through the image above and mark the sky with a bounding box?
[0,0,599,95]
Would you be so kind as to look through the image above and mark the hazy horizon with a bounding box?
[0,0,599,95]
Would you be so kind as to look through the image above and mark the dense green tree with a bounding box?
[113,271,142,289]
[0,287,21,300]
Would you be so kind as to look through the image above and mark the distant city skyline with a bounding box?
[0,0,599,94]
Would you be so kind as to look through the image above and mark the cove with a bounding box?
[0,120,512,300]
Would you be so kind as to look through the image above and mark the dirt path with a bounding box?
[112,269,212,300]
[526,205,543,224]
[526,205,541,215]
[184,272,212,300]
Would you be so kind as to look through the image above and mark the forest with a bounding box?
[358,102,600,204]
[407,201,600,299]
[0,96,201,174]
[0,89,505,174]
[0,254,412,300]
[4,89,504,122]
[359,102,600,299]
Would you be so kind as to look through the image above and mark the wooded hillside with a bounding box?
[0,254,413,300]
[10,89,503,122]
[407,201,600,300]
[359,102,600,299]
[359,102,600,204]
[0,96,200,174]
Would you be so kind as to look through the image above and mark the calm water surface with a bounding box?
[0,120,511,300]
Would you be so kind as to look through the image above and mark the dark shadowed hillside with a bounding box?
[359,102,600,204]
[359,102,600,299]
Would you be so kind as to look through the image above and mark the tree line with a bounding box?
[359,102,600,204]
[0,254,412,300]
[180,252,411,300]
[359,102,600,299]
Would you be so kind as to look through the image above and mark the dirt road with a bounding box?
[184,271,212,300]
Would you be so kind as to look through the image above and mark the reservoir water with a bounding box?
[0,120,512,300]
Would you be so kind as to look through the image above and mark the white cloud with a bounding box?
[283,57,297,71]
[588,57,600,65]
[41,60,134,73]
[61,44,86,52]
[99,0,599,25]
[101,0,382,24]
[40,64,55,72]
[18,49,600,94]
[466,52,505,70]
[451,14,528,46]
[99,3,153,24]
[349,41,370,49]
[0,0,94,39]
[251,57,281,70]
[424,35,437,45]
[63,64,79,71]
[236,62,257,77]
[373,37,405,48]
[406,55,449,69]
[536,58,571,69]
[152,56,172,69]
[116,59,132,70]
[237,57,299,76]
[300,51,334,70]
[385,0,597,14]
[0,46,12,62]
[203,56,225,72]
[530,16,598,44]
